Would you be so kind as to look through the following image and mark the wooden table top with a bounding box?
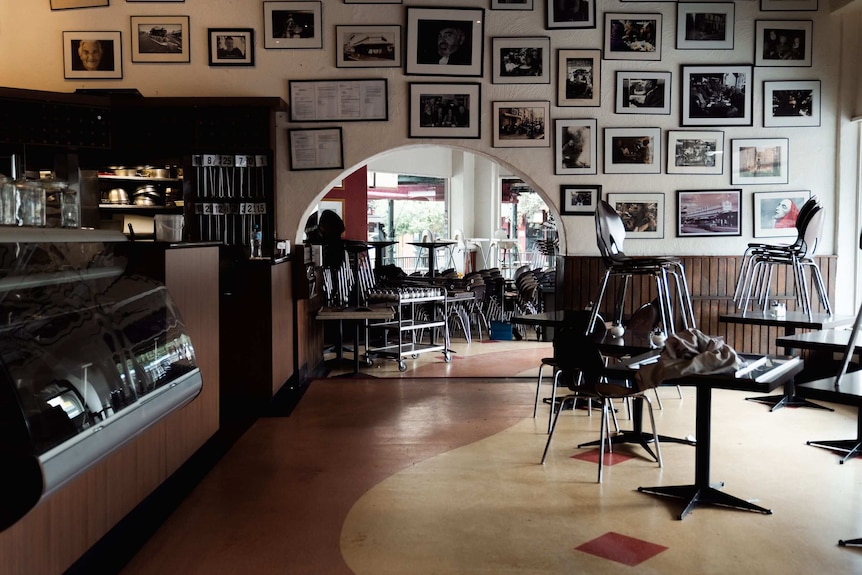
[720,311,855,331]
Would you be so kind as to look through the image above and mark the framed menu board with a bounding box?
[289,79,388,122]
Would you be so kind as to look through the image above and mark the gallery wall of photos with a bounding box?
[50,0,828,241]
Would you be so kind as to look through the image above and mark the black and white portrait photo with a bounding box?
[419,94,471,128]
[64,31,123,79]
[682,65,752,126]
[615,71,670,115]
[565,58,595,100]
[406,7,484,77]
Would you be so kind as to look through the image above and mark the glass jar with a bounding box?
[16,180,46,227]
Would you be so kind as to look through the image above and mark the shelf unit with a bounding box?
[366,288,451,372]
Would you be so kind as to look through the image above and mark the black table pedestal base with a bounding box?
[745,393,832,412]
[638,484,772,520]
[839,538,862,546]
[807,438,862,464]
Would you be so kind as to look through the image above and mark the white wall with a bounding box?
[1,1,859,310]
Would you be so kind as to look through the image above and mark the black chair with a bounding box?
[733,196,823,313]
[735,201,831,316]
[590,200,695,337]
[539,310,663,483]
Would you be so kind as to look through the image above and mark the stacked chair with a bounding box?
[733,196,831,317]
[590,200,695,336]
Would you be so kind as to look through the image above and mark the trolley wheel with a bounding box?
[365,357,374,367]
[443,352,452,363]
[398,361,407,372]
[412,354,418,359]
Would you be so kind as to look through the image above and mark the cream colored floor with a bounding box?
[118,337,862,575]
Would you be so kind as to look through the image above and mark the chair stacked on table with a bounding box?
[732,196,832,317]
[589,200,695,337]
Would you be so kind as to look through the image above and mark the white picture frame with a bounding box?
[492,101,550,148]
[555,118,598,175]
[492,37,550,85]
[763,80,820,127]
[604,127,661,174]
[606,192,665,239]
[667,130,724,175]
[731,138,789,185]
[676,3,735,50]
[615,71,671,115]
[263,1,323,50]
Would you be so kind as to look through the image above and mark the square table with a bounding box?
[720,311,854,410]
[608,352,804,519]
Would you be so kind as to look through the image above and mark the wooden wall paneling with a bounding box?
[165,246,220,471]
[270,262,295,395]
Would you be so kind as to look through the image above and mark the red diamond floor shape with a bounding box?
[576,531,668,566]
[572,449,633,465]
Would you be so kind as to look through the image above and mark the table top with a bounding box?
[775,327,860,353]
[720,311,855,331]
[367,240,397,248]
[316,306,395,321]
[408,241,457,248]
[796,370,862,407]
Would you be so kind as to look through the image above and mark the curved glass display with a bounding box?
[0,228,202,530]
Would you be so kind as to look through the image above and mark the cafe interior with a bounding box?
[4,1,862,574]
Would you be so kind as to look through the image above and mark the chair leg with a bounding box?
[541,395,573,464]
[652,386,664,410]
[548,369,563,433]
[598,399,608,483]
[643,395,663,468]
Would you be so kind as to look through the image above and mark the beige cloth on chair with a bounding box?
[638,328,743,390]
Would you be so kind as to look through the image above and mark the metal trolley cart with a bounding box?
[365,286,451,372]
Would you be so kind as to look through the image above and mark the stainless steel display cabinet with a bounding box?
[0,228,202,531]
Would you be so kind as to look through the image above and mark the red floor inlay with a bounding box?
[576,531,668,566]
[572,449,633,465]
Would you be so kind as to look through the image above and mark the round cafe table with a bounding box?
[408,240,456,278]
[367,240,397,274]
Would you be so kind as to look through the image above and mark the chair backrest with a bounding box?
[798,205,824,257]
[627,298,661,332]
[785,196,820,248]
[595,200,628,260]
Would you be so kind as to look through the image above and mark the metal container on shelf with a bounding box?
[133,184,162,206]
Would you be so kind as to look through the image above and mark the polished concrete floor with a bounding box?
[94,338,862,574]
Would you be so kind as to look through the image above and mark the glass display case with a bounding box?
[0,227,202,530]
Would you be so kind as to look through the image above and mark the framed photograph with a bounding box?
[547,0,595,29]
[606,192,664,239]
[290,79,388,122]
[755,20,812,67]
[557,49,601,107]
[667,130,724,175]
[130,15,190,63]
[492,0,533,10]
[676,3,734,50]
[344,0,401,3]
[126,0,184,2]
[753,190,811,238]
[681,65,752,127]
[208,29,254,67]
[764,80,820,127]
[492,101,550,148]
[555,118,598,175]
[604,13,662,61]
[560,184,601,216]
[604,127,661,174]
[677,189,742,237]
[615,71,671,115]
[63,31,122,79]
[409,83,481,139]
[263,1,323,49]
[335,25,401,68]
[289,128,343,171]
[492,37,550,84]
[318,199,345,223]
[731,138,789,185]
[52,0,109,9]
[405,7,484,77]
[761,0,817,11]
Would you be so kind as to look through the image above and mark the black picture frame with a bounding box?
[560,184,600,215]
[263,1,323,50]
[408,82,481,139]
[676,189,742,237]
[546,0,596,30]
[754,20,812,67]
[288,127,344,171]
[208,28,254,67]
[289,79,389,122]
[63,31,123,79]
[604,13,662,61]
[335,25,401,68]
[492,37,550,84]
[615,71,671,115]
[405,7,485,77]
[763,80,820,127]
[681,64,752,127]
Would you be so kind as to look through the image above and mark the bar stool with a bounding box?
[589,200,695,336]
